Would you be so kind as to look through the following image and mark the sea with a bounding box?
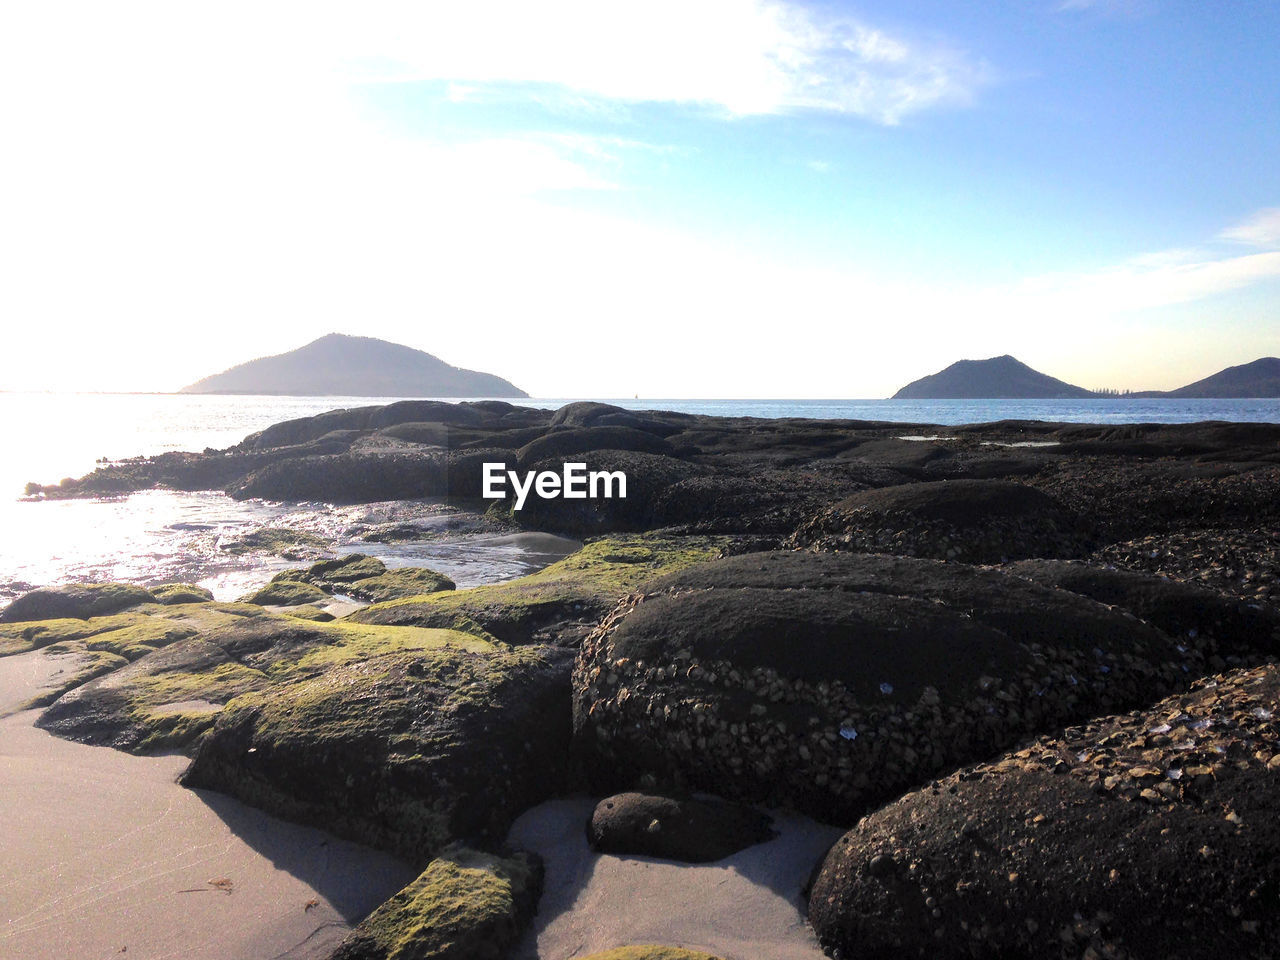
[3,392,1278,611]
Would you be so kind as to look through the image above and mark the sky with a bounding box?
[1,1,1277,398]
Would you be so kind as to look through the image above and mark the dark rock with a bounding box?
[511,452,710,535]
[0,582,158,623]
[573,551,1217,824]
[516,426,676,465]
[229,452,447,503]
[587,792,774,862]
[549,401,631,428]
[790,479,1087,563]
[809,662,1280,959]
[1007,559,1280,660]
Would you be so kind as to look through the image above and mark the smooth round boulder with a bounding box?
[587,792,774,863]
[789,479,1087,563]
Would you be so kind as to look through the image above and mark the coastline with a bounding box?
[0,649,417,960]
[4,397,1280,959]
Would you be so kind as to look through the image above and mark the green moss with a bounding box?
[348,568,456,603]
[343,845,540,960]
[221,527,328,557]
[0,582,157,624]
[150,583,215,604]
[347,534,726,643]
[272,623,500,680]
[81,619,198,659]
[241,579,330,606]
[579,949,725,960]
[308,554,387,583]
[0,613,146,656]
[282,604,335,622]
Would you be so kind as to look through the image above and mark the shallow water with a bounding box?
[0,489,579,610]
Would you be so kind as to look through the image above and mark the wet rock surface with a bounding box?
[571,551,1249,823]
[587,792,775,863]
[809,662,1280,960]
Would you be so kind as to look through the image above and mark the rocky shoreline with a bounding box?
[5,400,1280,959]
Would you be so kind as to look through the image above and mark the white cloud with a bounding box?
[335,1,990,123]
[1219,207,1280,249]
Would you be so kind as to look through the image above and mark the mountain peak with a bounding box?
[892,355,1095,400]
[180,334,528,398]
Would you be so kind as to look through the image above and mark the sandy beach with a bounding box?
[508,797,841,960]
[0,649,417,960]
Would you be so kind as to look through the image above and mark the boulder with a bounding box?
[182,643,575,860]
[573,551,1217,823]
[511,452,710,535]
[1007,559,1280,661]
[0,582,157,623]
[229,452,447,503]
[587,792,774,863]
[809,663,1280,959]
[150,583,215,605]
[329,846,542,960]
[549,401,631,428]
[516,426,675,465]
[790,479,1087,563]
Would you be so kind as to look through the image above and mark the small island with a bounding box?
[893,354,1280,400]
[180,333,528,398]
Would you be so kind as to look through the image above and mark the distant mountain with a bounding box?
[891,355,1096,400]
[180,334,528,398]
[1131,357,1280,399]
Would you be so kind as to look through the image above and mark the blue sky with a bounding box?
[1,1,1277,396]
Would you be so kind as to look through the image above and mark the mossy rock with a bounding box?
[150,583,216,605]
[330,846,542,960]
[220,526,329,557]
[282,604,336,622]
[0,582,158,623]
[347,568,456,603]
[348,535,726,646]
[242,579,330,606]
[32,605,498,753]
[182,642,575,859]
[308,554,388,583]
[578,949,725,960]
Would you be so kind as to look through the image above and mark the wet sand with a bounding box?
[0,650,417,960]
[508,796,841,960]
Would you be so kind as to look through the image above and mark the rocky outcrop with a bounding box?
[809,663,1280,959]
[182,642,575,860]
[789,479,1087,563]
[572,551,1242,824]
[587,792,774,863]
[0,582,157,623]
[349,535,726,647]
